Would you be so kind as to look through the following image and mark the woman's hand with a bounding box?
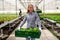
[17,27,20,30]
[17,24,21,30]
[39,27,42,32]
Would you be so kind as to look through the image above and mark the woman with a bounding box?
[19,4,41,40]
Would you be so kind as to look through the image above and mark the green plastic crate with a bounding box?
[15,28,41,38]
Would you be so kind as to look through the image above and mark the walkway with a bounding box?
[7,22,59,40]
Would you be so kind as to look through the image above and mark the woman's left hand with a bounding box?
[39,27,42,32]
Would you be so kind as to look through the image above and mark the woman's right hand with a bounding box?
[19,27,21,30]
[17,27,21,30]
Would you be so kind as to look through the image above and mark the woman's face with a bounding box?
[28,5,34,13]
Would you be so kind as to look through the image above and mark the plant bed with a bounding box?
[46,27,60,40]
[0,21,4,25]
[15,28,41,38]
[0,14,18,22]
[40,13,60,24]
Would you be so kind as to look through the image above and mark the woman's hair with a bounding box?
[27,4,35,13]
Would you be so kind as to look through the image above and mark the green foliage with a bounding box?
[36,10,42,13]
[20,28,40,32]
[0,14,18,22]
[15,28,41,38]
[40,13,60,24]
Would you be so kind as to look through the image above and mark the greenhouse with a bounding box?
[0,0,60,40]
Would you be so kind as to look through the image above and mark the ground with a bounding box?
[7,22,58,40]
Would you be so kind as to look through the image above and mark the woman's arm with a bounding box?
[35,13,41,30]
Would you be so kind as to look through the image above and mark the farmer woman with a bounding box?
[19,4,41,40]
